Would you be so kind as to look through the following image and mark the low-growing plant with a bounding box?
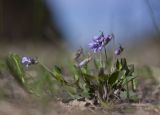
[6,32,136,104]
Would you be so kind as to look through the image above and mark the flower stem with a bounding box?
[99,52,103,68]
[104,47,107,69]
[112,34,116,62]
[125,76,130,102]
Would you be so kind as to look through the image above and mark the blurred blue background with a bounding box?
[46,0,160,48]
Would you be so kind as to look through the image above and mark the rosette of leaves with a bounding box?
[69,57,135,103]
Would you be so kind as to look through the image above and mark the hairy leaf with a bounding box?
[6,53,25,85]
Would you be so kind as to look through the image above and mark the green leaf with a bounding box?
[39,64,65,85]
[98,68,109,82]
[93,59,99,69]
[54,65,62,74]
[93,59,101,70]
[74,74,79,81]
[116,59,122,70]
[81,66,88,74]
[120,58,134,77]
[131,79,136,92]
[78,82,90,98]
[52,66,65,83]
[73,66,81,76]
[108,71,119,86]
[122,76,136,85]
[120,58,128,70]
[82,73,97,81]
[6,53,25,85]
[52,65,78,86]
[71,66,81,82]
[98,67,104,77]
[128,64,134,76]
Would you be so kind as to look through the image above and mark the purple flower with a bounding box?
[21,57,31,67]
[92,32,104,43]
[88,42,103,53]
[88,32,113,53]
[21,56,38,67]
[103,34,113,46]
[114,45,124,55]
